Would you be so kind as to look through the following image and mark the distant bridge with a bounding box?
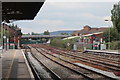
[21,35,72,39]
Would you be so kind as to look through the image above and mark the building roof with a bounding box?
[82,32,103,37]
[2,2,44,22]
[73,25,108,35]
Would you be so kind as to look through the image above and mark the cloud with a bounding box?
[14,2,115,33]
[46,2,90,9]
[15,19,65,26]
[80,13,103,20]
[14,19,65,33]
[35,2,114,20]
[33,19,65,26]
[43,2,113,10]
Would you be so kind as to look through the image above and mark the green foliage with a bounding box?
[103,27,119,42]
[111,2,120,33]
[61,33,68,35]
[11,23,15,29]
[104,2,120,50]
[44,30,50,35]
[50,38,78,50]
[24,33,30,35]
[31,32,40,35]
[110,41,120,50]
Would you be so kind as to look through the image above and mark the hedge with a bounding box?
[50,38,78,50]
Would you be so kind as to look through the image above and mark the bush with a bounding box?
[110,41,120,50]
[103,28,119,42]
[50,38,78,50]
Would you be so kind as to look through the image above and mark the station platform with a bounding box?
[1,49,34,79]
[85,49,120,54]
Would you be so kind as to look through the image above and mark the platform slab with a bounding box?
[2,49,32,79]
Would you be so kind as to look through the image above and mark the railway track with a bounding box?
[34,44,119,62]
[25,48,61,80]
[73,52,120,65]
[81,52,120,63]
[30,47,95,80]
[44,45,119,64]
[25,53,41,80]
[58,49,120,64]
[36,45,120,72]
[37,47,120,79]
[52,49,120,71]
[29,46,115,80]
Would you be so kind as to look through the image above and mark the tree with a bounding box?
[111,2,120,33]
[61,33,68,35]
[31,32,34,35]
[31,32,40,35]
[27,33,30,35]
[44,30,50,35]
[11,23,15,29]
[103,27,119,42]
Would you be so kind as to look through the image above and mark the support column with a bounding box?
[0,1,2,80]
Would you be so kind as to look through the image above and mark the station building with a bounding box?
[73,25,108,50]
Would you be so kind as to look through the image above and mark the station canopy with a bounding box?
[2,0,45,22]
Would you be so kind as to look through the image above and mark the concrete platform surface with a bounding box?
[86,49,120,54]
[1,49,33,79]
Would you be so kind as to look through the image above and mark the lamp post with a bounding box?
[18,36,20,49]
[105,19,112,50]
[14,32,16,49]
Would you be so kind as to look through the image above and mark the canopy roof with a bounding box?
[2,2,44,22]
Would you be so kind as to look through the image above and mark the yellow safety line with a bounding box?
[6,50,16,80]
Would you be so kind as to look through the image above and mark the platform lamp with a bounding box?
[105,19,111,50]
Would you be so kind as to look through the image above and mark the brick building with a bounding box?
[73,25,108,50]
[0,23,22,49]
[73,25,108,36]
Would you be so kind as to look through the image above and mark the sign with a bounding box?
[67,43,70,46]
[4,43,7,46]
[10,43,14,46]
[73,44,77,50]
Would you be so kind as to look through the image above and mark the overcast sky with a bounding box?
[13,0,118,34]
